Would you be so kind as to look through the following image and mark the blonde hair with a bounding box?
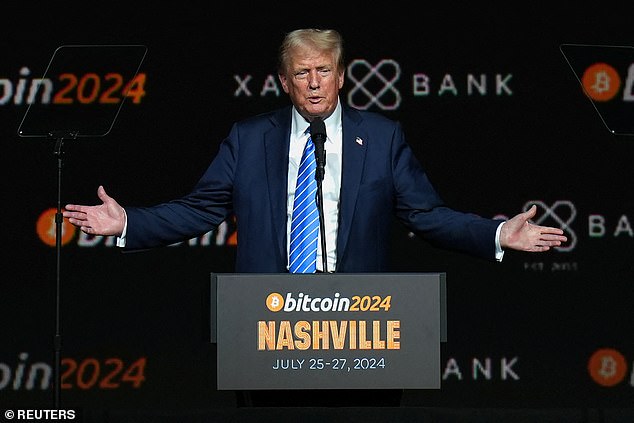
[278,28,345,75]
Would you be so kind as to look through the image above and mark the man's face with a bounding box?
[279,46,345,121]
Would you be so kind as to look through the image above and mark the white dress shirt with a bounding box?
[286,102,342,272]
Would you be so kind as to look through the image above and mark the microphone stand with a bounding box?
[310,118,328,273]
[315,169,328,273]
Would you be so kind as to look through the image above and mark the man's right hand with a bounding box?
[63,185,126,236]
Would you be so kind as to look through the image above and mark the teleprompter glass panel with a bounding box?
[560,43,634,136]
[18,44,147,138]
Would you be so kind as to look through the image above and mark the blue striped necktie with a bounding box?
[289,131,319,273]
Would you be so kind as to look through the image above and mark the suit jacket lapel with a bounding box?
[264,108,292,263]
[337,108,367,267]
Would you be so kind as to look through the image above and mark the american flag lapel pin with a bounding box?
[355,136,363,146]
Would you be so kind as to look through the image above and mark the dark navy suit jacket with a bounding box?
[125,104,500,272]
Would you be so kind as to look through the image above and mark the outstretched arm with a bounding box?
[63,185,126,236]
[500,205,567,252]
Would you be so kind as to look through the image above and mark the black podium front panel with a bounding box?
[211,272,446,390]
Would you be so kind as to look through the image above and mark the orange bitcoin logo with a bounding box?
[588,348,627,387]
[36,208,76,247]
[581,63,621,102]
[265,293,284,312]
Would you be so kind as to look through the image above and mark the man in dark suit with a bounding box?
[63,27,567,408]
[63,28,565,271]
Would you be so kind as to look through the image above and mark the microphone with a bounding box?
[310,117,327,182]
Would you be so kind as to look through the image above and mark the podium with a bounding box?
[210,273,446,391]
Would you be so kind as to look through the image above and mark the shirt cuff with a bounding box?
[495,221,505,262]
[115,209,127,247]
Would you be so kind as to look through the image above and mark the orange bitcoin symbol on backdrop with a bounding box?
[588,348,627,387]
[36,208,76,247]
[582,63,621,102]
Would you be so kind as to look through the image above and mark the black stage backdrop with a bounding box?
[1,3,632,421]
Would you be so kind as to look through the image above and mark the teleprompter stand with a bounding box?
[17,44,147,408]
